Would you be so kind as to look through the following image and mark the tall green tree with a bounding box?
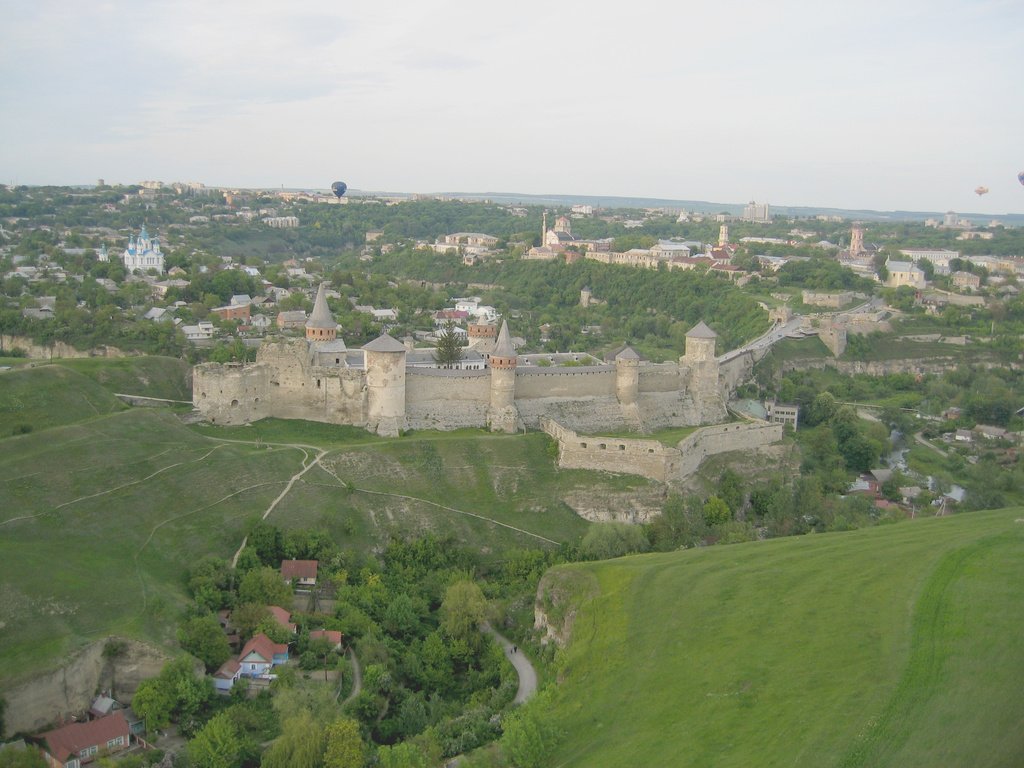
[177,616,232,672]
[440,580,487,643]
[187,712,242,768]
[433,319,464,368]
[323,718,365,768]
[238,566,291,607]
[261,709,326,768]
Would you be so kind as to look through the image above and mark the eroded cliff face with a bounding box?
[534,569,600,648]
[0,335,130,360]
[3,638,173,735]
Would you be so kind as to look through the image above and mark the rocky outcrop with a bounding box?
[0,335,129,360]
[3,637,172,735]
[535,569,600,648]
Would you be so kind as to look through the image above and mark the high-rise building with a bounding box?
[742,201,770,223]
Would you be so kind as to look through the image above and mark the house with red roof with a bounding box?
[309,629,344,651]
[35,710,130,767]
[267,605,297,634]
[280,558,318,587]
[238,633,289,677]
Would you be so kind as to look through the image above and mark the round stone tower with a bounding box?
[487,319,520,433]
[614,346,640,405]
[363,333,407,436]
[306,282,338,342]
[467,321,497,353]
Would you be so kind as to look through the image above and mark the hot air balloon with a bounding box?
[1019,170,1024,187]
[975,186,989,196]
[331,181,348,198]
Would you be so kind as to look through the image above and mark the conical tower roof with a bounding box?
[363,333,407,353]
[686,321,717,339]
[493,319,515,357]
[615,345,640,360]
[306,282,338,330]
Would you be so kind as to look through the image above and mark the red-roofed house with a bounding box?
[280,559,318,587]
[36,711,130,767]
[309,630,344,650]
[267,605,297,634]
[239,633,289,677]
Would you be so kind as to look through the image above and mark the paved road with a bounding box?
[483,623,537,705]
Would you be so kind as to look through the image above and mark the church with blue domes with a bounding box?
[122,226,165,274]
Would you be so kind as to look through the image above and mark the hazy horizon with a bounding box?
[2,1,1022,215]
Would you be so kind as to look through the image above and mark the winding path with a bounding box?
[483,623,537,705]
[341,648,362,705]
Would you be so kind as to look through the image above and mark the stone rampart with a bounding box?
[406,368,490,430]
[637,364,683,393]
[672,421,783,478]
[193,337,729,435]
[543,418,677,482]
[514,366,615,398]
[542,418,783,486]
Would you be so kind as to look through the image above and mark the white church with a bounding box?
[122,226,165,274]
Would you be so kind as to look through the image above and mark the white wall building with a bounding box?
[122,226,165,274]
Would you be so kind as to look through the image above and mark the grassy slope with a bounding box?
[0,364,128,435]
[52,356,193,401]
[0,407,652,684]
[0,356,192,436]
[547,509,1024,767]
[0,410,301,680]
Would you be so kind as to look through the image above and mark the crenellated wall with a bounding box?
[194,337,728,436]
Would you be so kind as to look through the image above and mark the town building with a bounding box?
[742,201,770,223]
[121,226,164,274]
[885,259,927,289]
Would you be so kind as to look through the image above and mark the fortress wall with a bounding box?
[515,367,616,399]
[542,417,783,487]
[672,421,783,479]
[518,396,630,433]
[719,352,756,396]
[193,362,269,425]
[637,364,683,393]
[635,390,702,428]
[541,419,674,482]
[406,369,490,430]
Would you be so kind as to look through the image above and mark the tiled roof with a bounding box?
[280,559,318,580]
[38,711,129,762]
[240,633,288,663]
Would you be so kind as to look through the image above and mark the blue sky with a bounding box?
[1,0,1022,213]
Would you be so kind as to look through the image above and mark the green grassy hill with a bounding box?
[0,356,192,437]
[52,356,192,401]
[0,364,128,435]
[542,508,1024,767]
[0,408,654,684]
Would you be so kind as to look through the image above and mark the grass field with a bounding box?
[0,364,128,435]
[545,508,1024,767]
[0,400,659,685]
[0,356,192,437]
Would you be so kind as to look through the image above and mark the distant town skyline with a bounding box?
[1,0,1022,215]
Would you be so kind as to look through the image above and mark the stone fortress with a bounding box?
[193,283,731,438]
